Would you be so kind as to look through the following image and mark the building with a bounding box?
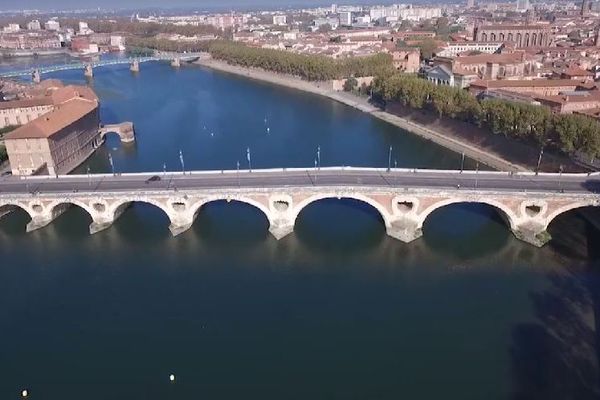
[437,42,504,57]
[339,11,353,26]
[26,20,41,31]
[390,48,420,72]
[469,79,595,96]
[3,24,20,33]
[535,91,600,113]
[467,0,475,8]
[516,0,531,12]
[44,20,60,31]
[272,15,287,26]
[474,25,551,48]
[78,22,93,35]
[0,31,62,50]
[4,85,100,176]
[435,52,534,80]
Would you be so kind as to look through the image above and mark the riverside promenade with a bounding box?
[194,57,529,172]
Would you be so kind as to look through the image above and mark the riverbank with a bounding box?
[194,57,531,172]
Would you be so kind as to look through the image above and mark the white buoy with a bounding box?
[169,374,175,382]
[266,127,270,133]
[210,132,214,137]
[21,389,28,398]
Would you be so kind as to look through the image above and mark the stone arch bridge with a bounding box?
[0,167,598,247]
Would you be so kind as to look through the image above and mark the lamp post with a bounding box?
[317,145,321,170]
[314,158,318,183]
[387,145,392,172]
[460,152,465,173]
[536,146,544,175]
[87,166,91,188]
[179,150,185,174]
[237,160,240,188]
[163,162,166,177]
[247,147,252,172]
[558,164,564,192]
[475,161,479,189]
[108,153,115,176]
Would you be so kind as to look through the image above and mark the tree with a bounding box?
[417,38,438,59]
[318,23,332,33]
[436,17,450,35]
[343,77,358,92]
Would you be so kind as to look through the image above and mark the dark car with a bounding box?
[145,175,161,184]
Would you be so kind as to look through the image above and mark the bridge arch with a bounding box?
[543,200,600,229]
[110,199,174,223]
[291,193,392,228]
[418,198,519,231]
[190,196,273,225]
[0,202,34,222]
[47,200,95,220]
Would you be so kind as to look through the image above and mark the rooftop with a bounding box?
[5,98,97,140]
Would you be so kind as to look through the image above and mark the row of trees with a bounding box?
[372,73,600,160]
[59,18,224,38]
[205,41,394,81]
[126,36,212,54]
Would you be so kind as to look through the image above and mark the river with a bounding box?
[0,59,599,399]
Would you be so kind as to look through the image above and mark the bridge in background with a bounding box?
[0,167,598,247]
[0,52,202,81]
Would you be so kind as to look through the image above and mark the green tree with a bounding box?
[417,38,438,59]
[343,77,358,92]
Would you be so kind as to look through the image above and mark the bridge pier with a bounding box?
[512,223,551,247]
[130,60,140,73]
[84,64,93,78]
[32,69,41,83]
[386,218,423,243]
[268,219,295,240]
[26,203,70,233]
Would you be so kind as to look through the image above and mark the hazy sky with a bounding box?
[9,0,400,11]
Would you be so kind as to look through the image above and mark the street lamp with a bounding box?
[460,152,465,173]
[558,164,564,192]
[247,147,252,172]
[179,150,185,174]
[87,166,91,188]
[314,158,318,183]
[317,145,321,170]
[108,153,115,176]
[387,145,392,172]
[536,146,544,175]
[237,160,240,188]
[475,161,479,189]
[163,162,166,177]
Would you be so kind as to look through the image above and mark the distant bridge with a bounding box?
[0,167,599,247]
[0,52,202,79]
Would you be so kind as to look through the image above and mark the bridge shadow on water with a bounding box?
[509,207,600,399]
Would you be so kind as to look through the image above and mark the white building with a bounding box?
[3,24,20,33]
[78,21,93,35]
[272,15,287,25]
[339,11,353,26]
[45,20,60,31]
[437,42,504,57]
[110,35,125,50]
[27,20,41,30]
[516,0,531,11]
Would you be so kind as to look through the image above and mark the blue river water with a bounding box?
[0,58,599,399]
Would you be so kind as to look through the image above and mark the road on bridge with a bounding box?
[0,168,598,195]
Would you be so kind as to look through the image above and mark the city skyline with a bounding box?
[7,0,431,11]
